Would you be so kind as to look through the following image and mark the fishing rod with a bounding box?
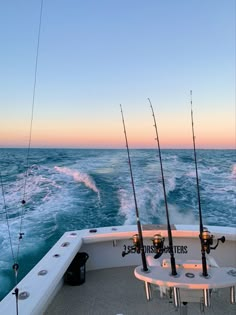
[190,91,207,276]
[190,90,225,277]
[120,105,148,272]
[148,98,177,276]
[190,90,210,277]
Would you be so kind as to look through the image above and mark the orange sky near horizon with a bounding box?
[0,112,235,149]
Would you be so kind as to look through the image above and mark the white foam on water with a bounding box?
[0,165,62,213]
[0,166,69,267]
[168,204,198,225]
[118,188,136,225]
[54,166,100,199]
[231,164,236,178]
[118,182,165,225]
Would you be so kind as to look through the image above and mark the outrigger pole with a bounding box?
[120,105,148,272]
[190,90,209,277]
[148,98,177,276]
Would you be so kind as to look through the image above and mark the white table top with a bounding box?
[134,265,236,290]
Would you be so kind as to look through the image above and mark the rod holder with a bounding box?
[230,286,235,304]
[203,289,211,307]
[173,287,180,308]
[144,282,152,301]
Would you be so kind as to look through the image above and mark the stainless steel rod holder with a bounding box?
[203,289,211,307]
[173,287,180,308]
[230,286,235,304]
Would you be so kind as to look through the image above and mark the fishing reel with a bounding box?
[200,227,225,254]
[152,234,166,259]
[122,234,141,257]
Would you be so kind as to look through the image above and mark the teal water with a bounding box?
[0,148,235,300]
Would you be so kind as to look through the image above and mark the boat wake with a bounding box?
[54,166,100,200]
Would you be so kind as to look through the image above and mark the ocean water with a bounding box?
[0,148,235,300]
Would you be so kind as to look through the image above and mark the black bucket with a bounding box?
[65,252,89,286]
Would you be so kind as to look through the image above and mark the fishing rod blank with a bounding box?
[120,105,148,272]
[190,91,226,308]
[190,90,209,277]
[148,98,177,276]
[190,91,225,274]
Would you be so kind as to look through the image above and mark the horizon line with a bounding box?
[0,146,235,150]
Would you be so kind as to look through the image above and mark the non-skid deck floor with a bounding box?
[45,266,236,315]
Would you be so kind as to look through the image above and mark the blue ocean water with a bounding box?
[0,148,235,300]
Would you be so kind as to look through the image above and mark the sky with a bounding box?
[0,0,235,149]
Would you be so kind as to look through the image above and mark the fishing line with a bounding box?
[120,105,148,272]
[22,0,44,204]
[16,0,44,258]
[0,1,44,312]
[148,98,177,276]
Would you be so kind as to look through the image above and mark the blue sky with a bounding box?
[0,0,235,148]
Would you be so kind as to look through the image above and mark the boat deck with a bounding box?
[44,266,236,315]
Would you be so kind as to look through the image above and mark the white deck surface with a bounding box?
[44,266,236,315]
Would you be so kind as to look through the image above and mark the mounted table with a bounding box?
[134,262,236,308]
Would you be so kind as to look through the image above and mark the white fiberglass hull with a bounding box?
[0,224,235,315]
